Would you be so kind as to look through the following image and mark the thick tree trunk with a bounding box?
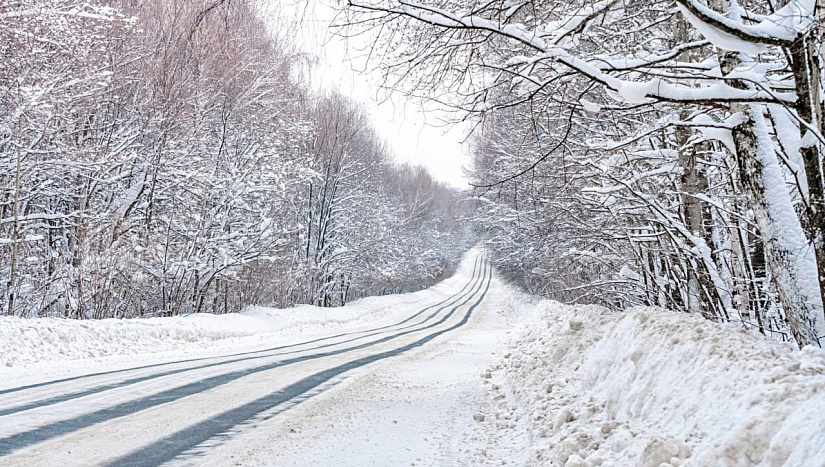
[733,106,824,347]
[704,0,823,342]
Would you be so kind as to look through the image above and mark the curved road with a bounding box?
[0,256,493,466]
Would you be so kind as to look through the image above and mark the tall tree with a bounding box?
[343,0,825,346]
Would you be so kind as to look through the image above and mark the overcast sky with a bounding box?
[278,0,471,189]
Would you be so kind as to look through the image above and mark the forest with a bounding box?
[3,0,825,350]
[0,0,470,319]
[341,0,825,348]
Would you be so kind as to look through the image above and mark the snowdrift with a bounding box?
[490,302,825,466]
[0,250,483,369]
[0,296,431,369]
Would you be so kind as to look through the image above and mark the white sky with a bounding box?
[277,1,471,189]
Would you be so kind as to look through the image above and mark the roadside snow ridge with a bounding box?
[476,301,825,466]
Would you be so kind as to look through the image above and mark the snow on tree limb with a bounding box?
[675,0,816,47]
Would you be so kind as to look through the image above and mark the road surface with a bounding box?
[0,254,518,466]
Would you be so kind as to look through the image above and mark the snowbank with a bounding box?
[0,305,400,369]
[0,295,430,369]
[483,301,825,466]
[0,250,483,369]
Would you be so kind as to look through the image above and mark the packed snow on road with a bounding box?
[1,252,824,466]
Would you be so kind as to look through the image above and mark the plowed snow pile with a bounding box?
[0,252,482,370]
[0,295,442,369]
[480,301,825,466]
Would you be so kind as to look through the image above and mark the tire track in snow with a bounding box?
[0,258,483,418]
[0,259,489,459]
[108,260,493,467]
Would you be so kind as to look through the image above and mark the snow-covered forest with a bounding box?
[4,2,825,465]
[0,0,471,319]
[3,0,825,352]
[4,0,825,350]
[344,0,825,348]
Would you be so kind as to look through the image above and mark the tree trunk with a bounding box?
[706,0,823,343]
[674,11,718,316]
[6,131,21,316]
[732,106,824,347]
[790,32,825,323]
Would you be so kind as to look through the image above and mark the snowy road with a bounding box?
[5,253,825,467]
[0,254,514,466]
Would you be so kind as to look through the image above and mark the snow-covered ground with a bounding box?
[0,295,437,369]
[182,258,523,466]
[2,251,824,466]
[0,253,483,388]
[472,299,825,467]
[0,250,501,465]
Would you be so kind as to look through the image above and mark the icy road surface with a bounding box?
[0,253,522,466]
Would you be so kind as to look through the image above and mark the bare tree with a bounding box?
[342,0,824,346]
